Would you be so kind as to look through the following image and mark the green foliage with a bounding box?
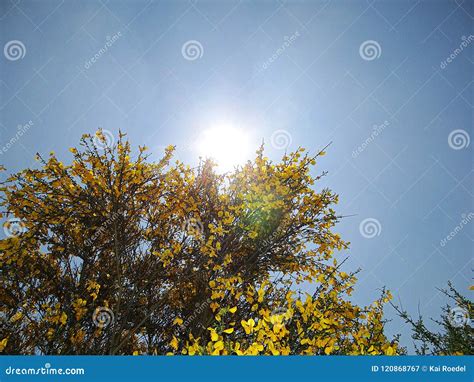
[395,283,473,355]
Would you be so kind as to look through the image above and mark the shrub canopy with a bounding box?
[1,130,398,355]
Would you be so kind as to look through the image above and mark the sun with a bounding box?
[195,125,252,171]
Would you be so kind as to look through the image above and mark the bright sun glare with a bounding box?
[196,125,252,171]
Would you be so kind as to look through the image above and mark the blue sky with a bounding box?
[1,0,472,352]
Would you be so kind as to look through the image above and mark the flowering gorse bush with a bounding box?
[1,130,399,355]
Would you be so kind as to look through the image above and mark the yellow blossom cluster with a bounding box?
[0,131,399,355]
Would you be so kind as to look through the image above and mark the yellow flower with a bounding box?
[0,338,8,352]
[59,312,67,325]
[170,336,179,351]
[47,329,54,340]
[209,329,219,342]
[72,298,87,320]
[223,328,234,334]
[268,342,280,355]
[173,317,183,326]
[241,318,255,334]
[324,346,333,355]
[229,306,237,314]
[320,317,331,329]
[367,345,377,355]
[273,323,284,334]
[10,312,23,323]
[247,342,263,355]
[385,346,395,356]
[212,340,224,355]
